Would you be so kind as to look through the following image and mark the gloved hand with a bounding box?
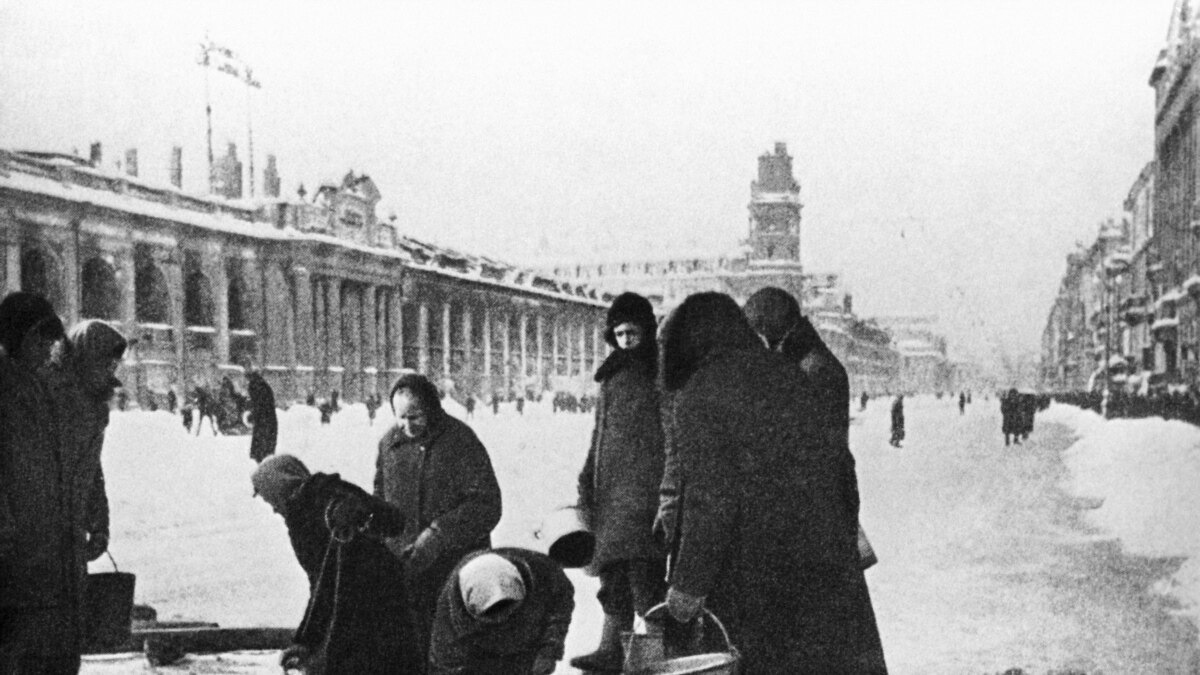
[665,586,704,623]
[406,525,442,575]
[645,598,704,658]
[84,532,109,562]
[326,495,371,534]
[530,655,558,675]
[279,643,311,671]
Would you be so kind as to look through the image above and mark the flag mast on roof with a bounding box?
[197,35,263,197]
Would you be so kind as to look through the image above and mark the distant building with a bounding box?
[0,145,609,406]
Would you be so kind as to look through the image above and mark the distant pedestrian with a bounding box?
[429,548,574,675]
[492,394,500,415]
[465,394,476,419]
[860,390,869,411]
[1001,389,1021,446]
[318,400,333,425]
[305,389,316,407]
[890,395,905,447]
[115,389,128,411]
[330,389,340,413]
[366,393,381,426]
[166,388,177,413]
[959,391,966,415]
[245,363,278,463]
[515,396,524,415]
[181,405,194,433]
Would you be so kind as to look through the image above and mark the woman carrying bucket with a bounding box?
[659,293,887,674]
[571,292,668,672]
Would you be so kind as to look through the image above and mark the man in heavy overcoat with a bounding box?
[743,286,887,673]
[572,292,667,672]
[659,292,883,674]
[375,372,503,662]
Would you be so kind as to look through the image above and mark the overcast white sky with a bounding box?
[0,0,1179,366]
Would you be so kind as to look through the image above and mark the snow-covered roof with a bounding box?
[0,149,608,308]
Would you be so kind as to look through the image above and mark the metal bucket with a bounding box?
[533,505,594,568]
[82,552,136,652]
[624,605,741,675]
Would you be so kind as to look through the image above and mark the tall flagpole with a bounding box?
[198,34,215,194]
[244,67,262,198]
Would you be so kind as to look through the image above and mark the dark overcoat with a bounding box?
[662,293,881,674]
[248,372,278,463]
[428,548,574,675]
[577,349,667,572]
[375,413,502,637]
[285,472,422,675]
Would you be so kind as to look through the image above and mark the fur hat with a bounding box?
[0,292,65,358]
[458,553,526,621]
[604,292,656,348]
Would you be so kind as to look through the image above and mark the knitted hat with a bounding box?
[0,292,65,357]
[743,287,801,347]
[458,553,526,621]
[251,454,312,506]
[68,319,128,362]
[604,292,656,347]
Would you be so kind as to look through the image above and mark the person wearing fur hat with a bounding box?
[659,292,884,674]
[253,454,422,674]
[376,372,503,663]
[428,548,574,675]
[571,292,667,672]
[0,292,80,673]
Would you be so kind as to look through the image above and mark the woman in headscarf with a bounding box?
[658,291,882,674]
[571,292,667,672]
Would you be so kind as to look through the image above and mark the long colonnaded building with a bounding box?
[0,145,612,406]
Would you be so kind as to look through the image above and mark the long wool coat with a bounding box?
[428,548,574,675]
[285,472,422,675]
[662,293,880,674]
[577,350,667,572]
[247,372,278,463]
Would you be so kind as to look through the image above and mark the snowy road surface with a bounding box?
[79,396,1200,674]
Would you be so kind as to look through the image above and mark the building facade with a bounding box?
[0,147,610,406]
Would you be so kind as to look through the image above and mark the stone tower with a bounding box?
[747,142,802,266]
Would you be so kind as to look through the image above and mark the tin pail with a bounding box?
[534,505,594,568]
[82,552,136,651]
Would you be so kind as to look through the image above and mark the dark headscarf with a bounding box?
[0,292,65,358]
[743,286,828,362]
[659,292,761,392]
[595,292,658,382]
[388,371,445,416]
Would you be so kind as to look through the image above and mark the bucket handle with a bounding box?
[644,602,737,654]
[102,550,120,573]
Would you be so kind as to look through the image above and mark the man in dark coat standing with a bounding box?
[890,395,905,448]
[245,363,278,463]
[1001,388,1020,446]
[659,292,883,674]
[572,292,667,672]
[376,372,503,663]
[253,454,422,674]
[743,286,887,673]
[0,292,79,674]
[428,548,573,675]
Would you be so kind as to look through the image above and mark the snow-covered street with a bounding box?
[81,395,1200,674]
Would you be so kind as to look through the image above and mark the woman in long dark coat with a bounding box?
[660,292,882,674]
[743,286,887,673]
[572,292,667,672]
[252,454,422,674]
